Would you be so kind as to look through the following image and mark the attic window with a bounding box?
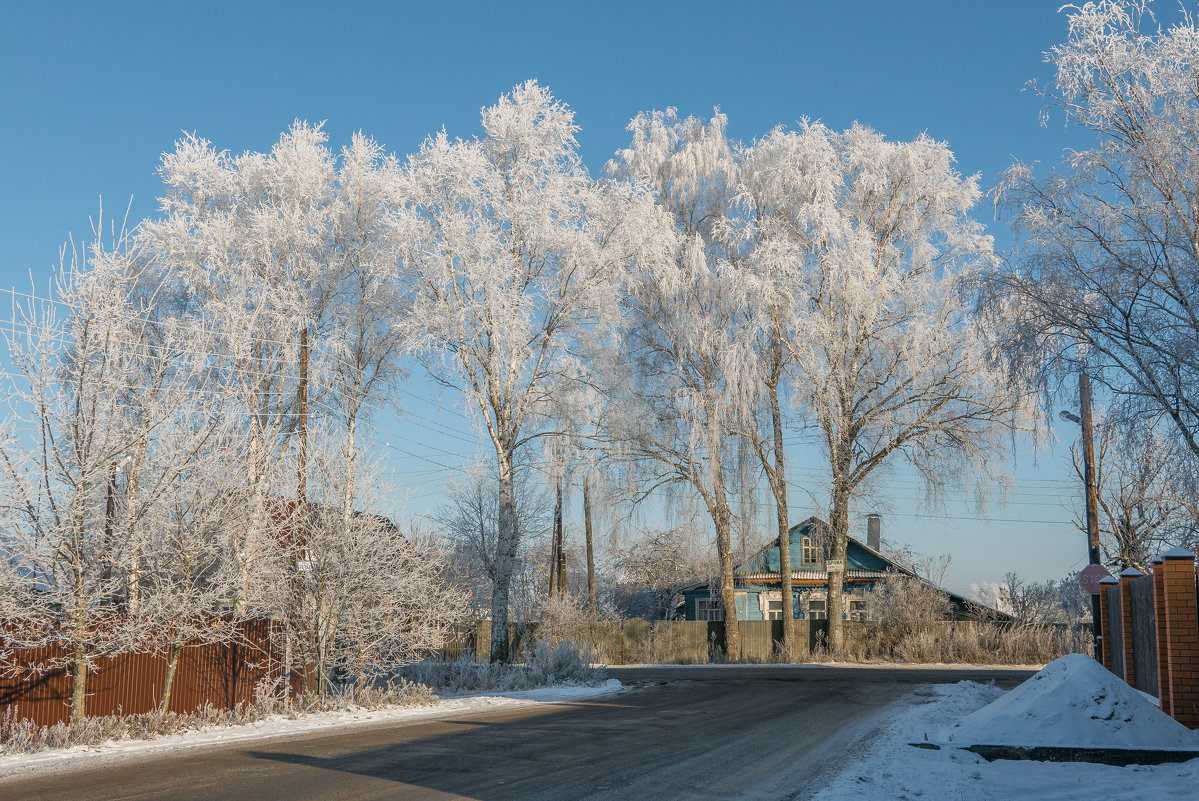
[801,536,817,565]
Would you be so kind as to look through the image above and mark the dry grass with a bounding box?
[399,639,606,694]
[0,678,437,756]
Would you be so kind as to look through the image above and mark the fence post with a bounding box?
[1152,558,1171,717]
[1098,575,1117,671]
[1158,547,1199,728]
[1118,568,1142,686]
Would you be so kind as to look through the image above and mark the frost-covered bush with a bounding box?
[399,639,605,695]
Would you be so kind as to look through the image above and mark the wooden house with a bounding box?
[678,515,998,622]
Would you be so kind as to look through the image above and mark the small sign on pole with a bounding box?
[826,559,844,573]
[1078,563,1111,595]
[297,560,313,573]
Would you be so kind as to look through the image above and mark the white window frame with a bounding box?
[806,593,828,620]
[801,535,817,565]
[695,597,723,621]
[758,590,783,620]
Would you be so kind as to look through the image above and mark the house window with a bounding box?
[807,597,827,620]
[758,590,783,620]
[696,598,723,621]
[848,599,869,621]
[801,536,817,565]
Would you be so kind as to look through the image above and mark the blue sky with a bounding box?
[0,1,1127,591]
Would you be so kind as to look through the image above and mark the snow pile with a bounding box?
[813,681,1199,801]
[943,654,1199,748]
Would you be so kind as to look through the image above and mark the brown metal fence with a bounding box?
[1,620,287,727]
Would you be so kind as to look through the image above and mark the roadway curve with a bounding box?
[0,665,1034,801]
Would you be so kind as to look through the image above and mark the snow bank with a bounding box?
[942,654,1199,748]
[813,681,1199,801]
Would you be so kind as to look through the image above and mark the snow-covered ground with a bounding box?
[814,659,1199,801]
[0,679,623,780]
[943,654,1197,748]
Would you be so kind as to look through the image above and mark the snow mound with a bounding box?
[943,654,1199,748]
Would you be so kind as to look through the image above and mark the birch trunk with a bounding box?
[490,449,518,663]
[767,335,793,657]
[159,641,182,714]
[826,481,850,656]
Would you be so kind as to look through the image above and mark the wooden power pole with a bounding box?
[1078,367,1103,659]
[583,473,596,621]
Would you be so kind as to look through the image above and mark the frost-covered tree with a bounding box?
[606,109,756,658]
[397,82,655,661]
[991,1,1199,464]
[284,430,465,695]
[1071,417,1199,571]
[138,122,341,614]
[745,122,1018,653]
[139,124,410,627]
[0,226,208,724]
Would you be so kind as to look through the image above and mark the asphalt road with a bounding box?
[0,665,1035,801]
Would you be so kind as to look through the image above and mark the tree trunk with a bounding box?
[583,473,596,622]
[70,640,88,727]
[826,482,850,656]
[490,449,518,663]
[768,337,793,657]
[713,498,741,660]
[159,641,182,714]
[548,481,559,598]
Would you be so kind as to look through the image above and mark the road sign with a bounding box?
[1079,563,1112,595]
[825,559,844,573]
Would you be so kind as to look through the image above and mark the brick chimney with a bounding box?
[866,514,881,552]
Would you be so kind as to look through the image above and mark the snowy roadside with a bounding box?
[0,679,623,781]
[614,661,1045,670]
[812,680,1199,801]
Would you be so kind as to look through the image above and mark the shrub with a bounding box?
[398,639,606,694]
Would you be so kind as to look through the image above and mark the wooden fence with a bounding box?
[1097,549,1199,729]
[445,618,1005,665]
[1,620,288,727]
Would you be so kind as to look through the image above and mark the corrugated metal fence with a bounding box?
[1,620,287,727]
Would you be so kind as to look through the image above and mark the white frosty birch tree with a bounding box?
[397,82,653,662]
[990,1,1199,464]
[0,226,204,724]
[745,121,1019,653]
[606,108,756,658]
[138,122,341,616]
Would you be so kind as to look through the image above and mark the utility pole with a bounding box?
[298,326,310,518]
[1079,367,1103,661]
[295,326,312,694]
[583,473,596,622]
[101,459,118,602]
[554,477,566,596]
[1063,360,1104,660]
